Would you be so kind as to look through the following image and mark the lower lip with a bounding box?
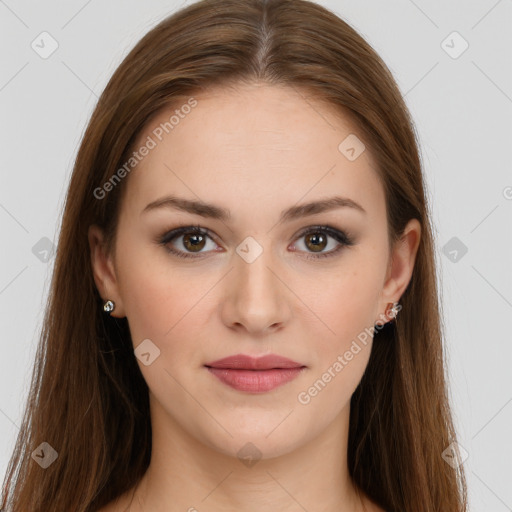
[206,367,306,392]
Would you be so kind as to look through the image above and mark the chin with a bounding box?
[198,423,307,462]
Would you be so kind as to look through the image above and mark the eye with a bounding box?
[158,224,355,260]
[158,225,219,259]
[290,225,355,259]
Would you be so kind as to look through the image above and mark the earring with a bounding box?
[103,300,115,313]
[386,301,400,322]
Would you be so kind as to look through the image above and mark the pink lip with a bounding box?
[205,354,306,393]
[205,354,304,370]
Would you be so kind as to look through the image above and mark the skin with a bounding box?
[90,82,421,512]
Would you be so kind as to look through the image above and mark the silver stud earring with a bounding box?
[103,300,115,313]
[386,301,400,322]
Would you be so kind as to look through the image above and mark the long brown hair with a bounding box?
[1,0,468,510]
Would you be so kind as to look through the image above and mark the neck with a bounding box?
[128,395,366,512]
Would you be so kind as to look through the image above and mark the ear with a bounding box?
[88,224,126,318]
[376,218,421,324]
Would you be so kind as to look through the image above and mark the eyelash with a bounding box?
[157,224,355,260]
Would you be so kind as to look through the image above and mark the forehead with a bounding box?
[122,83,385,224]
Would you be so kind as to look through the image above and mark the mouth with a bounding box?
[204,353,307,393]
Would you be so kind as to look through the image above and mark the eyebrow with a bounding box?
[141,194,366,222]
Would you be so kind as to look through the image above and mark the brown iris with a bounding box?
[182,232,207,252]
[304,232,327,252]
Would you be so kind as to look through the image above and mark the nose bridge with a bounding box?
[223,235,290,333]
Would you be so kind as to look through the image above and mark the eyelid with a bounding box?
[158,224,214,245]
[294,225,352,243]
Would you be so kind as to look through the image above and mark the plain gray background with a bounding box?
[1,0,511,510]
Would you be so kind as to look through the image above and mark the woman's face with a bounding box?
[90,82,420,459]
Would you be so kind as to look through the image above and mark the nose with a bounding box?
[220,242,292,336]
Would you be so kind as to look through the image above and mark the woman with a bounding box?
[1,0,468,510]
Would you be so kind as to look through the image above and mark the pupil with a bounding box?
[307,233,326,252]
[185,233,204,251]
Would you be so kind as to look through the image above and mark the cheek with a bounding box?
[298,341,371,426]
[116,235,216,342]
[117,254,213,403]
[298,262,382,356]
[294,270,378,414]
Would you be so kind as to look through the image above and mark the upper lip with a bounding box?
[205,354,305,370]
